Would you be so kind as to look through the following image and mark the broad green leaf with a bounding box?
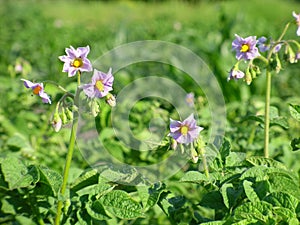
[231,219,260,225]
[268,173,300,201]
[240,166,269,182]
[36,166,62,196]
[71,169,99,192]
[272,207,297,222]
[145,182,166,209]
[291,138,300,151]
[100,190,143,219]
[289,104,300,121]
[246,106,289,129]
[76,209,92,225]
[200,191,226,210]
[1,156,39,189]
[6,133,31,151]
[1,198,16,214]
[233,201,273,221]
[243,180,260,203]
[225,152,246,167]
[100,167,139,184]
[219,137,231,162]
[179,171,209,184]
[15,215,36,225]
[263,192,298,212]
[246,157,287,169]
[221,183,236,209]
[86,200,111,220]
[76,183,114,197]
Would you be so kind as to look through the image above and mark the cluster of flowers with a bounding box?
[22,45,115,131]
[228,11,300,84]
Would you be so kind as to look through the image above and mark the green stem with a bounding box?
[54,74,81,225]
[199,147,209,178]
[264,69,271,158]
[43,80,74,96]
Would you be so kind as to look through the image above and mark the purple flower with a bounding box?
[168,114,203,144]
[21,79,51,104]
[293,11,300,36]
[58,46,93,77]
[185,93,194,107]
[232,34,260,60]
[227,68,245,81]
[82,68,114,98]
[258,37,281,53]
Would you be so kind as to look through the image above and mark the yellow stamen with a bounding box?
[240,44,250,53]
[95,80,104,92]
[180,125,189,135]
[33,86,42,95]
[72,58,83,68]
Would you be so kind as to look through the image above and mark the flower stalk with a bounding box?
[54,74,81,225]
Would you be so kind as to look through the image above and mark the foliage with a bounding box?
[0,0,300,224]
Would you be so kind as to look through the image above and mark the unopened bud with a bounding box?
[61,108,68,124]
[171,139,178,150]
[106,93,116,107]
[288,47,296,63]
[65,107,73,121]
[191,148,199,163]
[52,112,62,132]
[91,100,100,117]
[245,69,252,85]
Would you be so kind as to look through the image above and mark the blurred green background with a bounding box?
[0,0,300,171]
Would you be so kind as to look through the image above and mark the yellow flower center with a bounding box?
[33,85,42,95]
[72,58,83,68]
[95,80,104,92]
[180,125,189,135]
[240,44,250,53]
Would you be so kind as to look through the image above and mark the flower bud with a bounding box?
[191,148,199,163]
[245,69,252,85]
[65,107,73,121]
[106,93,116,107]
[288,47,296,63]
[52,112,62,132]
[171,139,178,150]
[61,108,68,124]
[91,100,100,117]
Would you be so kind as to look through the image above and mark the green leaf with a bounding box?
[233,201,273,221]
[289,104,300,122]
[243,180,260,203]
[200,221,226,225]
[245,157,286,170]
[145,182,166,209]
[200,191,226,210]
[100,190,143,219]
[76,183,114,197]
[268,173,300,201]
[264,192,298,212]
[36,166,62,196]
[71,169,99,192]
[86,200,111,220]
[220,183,236,209]
[291,138,300,151]
[219,137,231,162]
[179,171,209,184]
[246,106,289,129]
[1,156,39,189]
[240,166,269,182]
[15,215,36,225]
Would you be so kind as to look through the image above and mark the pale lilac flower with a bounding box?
[185,93,194,107]
[21,79,51,104]
[227,68,245,81]
[82,68,114,98]
[168,114,203,144]
[293,11,300,36]
[58,45,92,77]
[258,37,281,53]
[232,34,260,60]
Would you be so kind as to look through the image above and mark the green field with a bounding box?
[1,0,300,224]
